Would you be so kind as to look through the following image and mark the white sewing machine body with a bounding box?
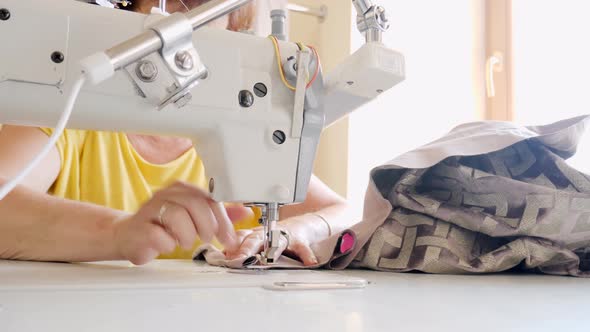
[1,0,312,204]
[0,0,404,262]
[0,0,404,204]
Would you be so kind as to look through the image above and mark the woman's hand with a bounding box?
[225,214,325,266]
[112,181,252,265]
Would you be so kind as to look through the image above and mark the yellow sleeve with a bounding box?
[38,128,87,197]
[38,128,86,168]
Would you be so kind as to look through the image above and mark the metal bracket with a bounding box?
[150,12,207,87]
[353,0,390,43]
[125,12,208,109]
[291,49,311,138]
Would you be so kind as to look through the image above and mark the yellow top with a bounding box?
[40,128,258,259]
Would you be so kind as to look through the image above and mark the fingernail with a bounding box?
[243,256,258,266]
[339,233,355,254]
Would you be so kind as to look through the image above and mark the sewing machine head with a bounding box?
[0,0,404,264]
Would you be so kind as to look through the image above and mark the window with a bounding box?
[511,0,590,173]
[347,0,485,218]
[347,0,590,218]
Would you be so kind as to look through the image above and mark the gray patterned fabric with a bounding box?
[346,115,590,277]
[195,116,590,276]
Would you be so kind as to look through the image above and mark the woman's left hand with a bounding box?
[225,215,320,266]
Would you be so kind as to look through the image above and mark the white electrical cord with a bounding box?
[0,74,87,200]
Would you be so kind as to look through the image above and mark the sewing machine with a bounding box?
[0,0,405,263]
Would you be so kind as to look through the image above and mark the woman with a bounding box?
[0,0,352,266]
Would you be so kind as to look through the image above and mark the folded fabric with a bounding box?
[193,230,358,269]
[196,115,590,276]
[348,115,590,277]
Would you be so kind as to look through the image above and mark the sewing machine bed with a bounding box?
[0,260,588,332]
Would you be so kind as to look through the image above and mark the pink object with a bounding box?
[339,233,355,254]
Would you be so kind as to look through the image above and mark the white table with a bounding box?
[0,260,588,332]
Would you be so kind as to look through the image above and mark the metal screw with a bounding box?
[135,60,158,82]
[51,51,65,64]
[238,90,254,108]
[174,51,194,71]
[253,83,268,97]
[273,130,286,145]
[347,81,354,86]
[209,178,215,193]
[0,8,10,21]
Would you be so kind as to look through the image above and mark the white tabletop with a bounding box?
[0,260,588,332]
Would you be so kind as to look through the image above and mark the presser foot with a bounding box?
[246,202,281,265]
[260,229,282,265]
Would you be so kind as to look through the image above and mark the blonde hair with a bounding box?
[133,0,256,32]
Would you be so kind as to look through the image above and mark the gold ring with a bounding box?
[158,202,169,226]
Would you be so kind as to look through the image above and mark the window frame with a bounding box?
[485,0,514,121]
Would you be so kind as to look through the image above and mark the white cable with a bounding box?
[0,74,87,200]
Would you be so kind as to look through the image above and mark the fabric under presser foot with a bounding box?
[193,230,358,269]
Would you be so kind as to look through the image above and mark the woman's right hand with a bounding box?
[112,181,253,265]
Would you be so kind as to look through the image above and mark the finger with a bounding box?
[169,182,252,225]
[154,183,219,243]
[150,182,252,247]
[223,230,253,255]
[158,203,197,250]
[230,232,264,259]
[155,191,217,243]
[168,181,212,198]
[287,241,318,266]
[235,229,253,243]
[186,198,218,243]
[122,222,161,265]
[145,223,178,255]
[128,247,160,266]
[166,184,245,249]
[210,201,239,251]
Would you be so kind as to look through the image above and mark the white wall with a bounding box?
[346,0,486,219]
[512,0,590,173]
